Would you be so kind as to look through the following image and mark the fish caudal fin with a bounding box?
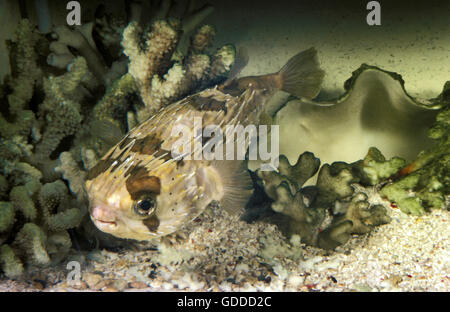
[278,47,325,99]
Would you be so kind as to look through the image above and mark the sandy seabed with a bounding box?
[0,196,448,292]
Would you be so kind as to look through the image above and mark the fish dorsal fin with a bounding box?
[204,160,253,215]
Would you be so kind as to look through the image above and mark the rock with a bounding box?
[113,279,128,291]
[71,281,88,290]
[83,273,103,289]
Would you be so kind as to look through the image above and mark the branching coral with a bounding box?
[0,245,23,278]
[254,135,446,249]
[0,162,86,275]
[48,24,107,81]
[0,202,15,233]
[39,180,83,232]
[55,152,88,204]
[252,148,395,249]
[0,21,94,278]
[92,73,138,132]
[91,5,127,67]
[122,20,179,108]
[122,19,235,122]
[0,177,84,277]
[0,19,42,139]
[32,55,98,173]
[0,1,233,277]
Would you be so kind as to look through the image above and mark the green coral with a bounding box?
[380,174,424,215]
[0,22,89,275]
[0,245,24,278]
[34,57,96,161]
[92,73,137,132]
[314,160,392,249]
[254,123,447,250]
[315,162,357,207]
[380,85,449,215]
[278,153,321,188]
[254,149,393,250]
[39,180,83,232]
[0,19,42,139]
[12,223,50,266]
[0,202,15,233]
[318,193,391,250]
[256,153,324,245]
[10,185,36,221]
[0,178,84,277]
[354,147,406,186]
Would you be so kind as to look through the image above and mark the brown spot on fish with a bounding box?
[123,161,144,178]
[121,134,173,161]
[190,95,228,114]
[124,165,147,178]
[131,135,162,155]
[219,78,242,96]
[125,168,161,200]
[87,158,116,180]
[143,215,160,232]
[87,144,138,180]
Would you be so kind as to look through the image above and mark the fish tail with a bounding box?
[277,47,325,99]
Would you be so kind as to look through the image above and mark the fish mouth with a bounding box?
[91,216,118,230]
[90,204,118,230]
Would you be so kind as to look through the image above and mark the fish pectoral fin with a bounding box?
[210,160,254,215]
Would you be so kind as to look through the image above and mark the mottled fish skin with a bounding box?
[86,85,271,241]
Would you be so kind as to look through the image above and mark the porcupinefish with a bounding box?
[86,47,325,241]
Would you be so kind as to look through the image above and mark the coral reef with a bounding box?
[34,56,98,162]
[266,65,449,247]
[379,82,450,215]
[0,22,85,279]
[0,1,235,277]
[0,18,115,277]
[250,148,396,250]
[0,176,84,277]
[0,19,42,139]
[0,2,447,284]
[121,20,235,122]
[253,116,448,248]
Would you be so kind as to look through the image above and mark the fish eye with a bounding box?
[133,197,157,216]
